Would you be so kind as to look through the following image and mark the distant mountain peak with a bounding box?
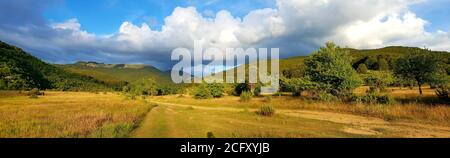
[73,61,155,69]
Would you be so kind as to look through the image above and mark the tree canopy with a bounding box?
[394,50,448,95]
[304,42,362,93]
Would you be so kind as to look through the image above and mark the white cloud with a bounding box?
[331,12,428,48]
[52,18,82,31]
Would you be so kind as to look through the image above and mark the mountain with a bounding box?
[58,61,173,85]
[0,41,110,91]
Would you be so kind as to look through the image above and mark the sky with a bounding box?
[0,0,449,70]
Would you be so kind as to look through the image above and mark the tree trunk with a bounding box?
[418,83,423,96]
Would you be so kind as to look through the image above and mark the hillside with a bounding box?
[208,46,450,80]
[58,61,173,85]
[0,41,110,91]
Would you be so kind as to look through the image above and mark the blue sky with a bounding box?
[43,0,277,35]
[0,0,448,70]
[410,0,450,32]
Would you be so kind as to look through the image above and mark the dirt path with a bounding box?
[133,101,450,138]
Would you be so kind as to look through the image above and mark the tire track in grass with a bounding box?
[148,101,450,138]
[132,105,170,138]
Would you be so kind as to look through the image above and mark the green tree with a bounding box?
[362,71,394,92]
[304,42,362,94]
[357,64,368,74]
[130,78,157,96]
[394,51,446,95]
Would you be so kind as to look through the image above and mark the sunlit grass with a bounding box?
[0,91,155,138]
[150,86,450,126]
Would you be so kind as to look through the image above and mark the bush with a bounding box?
[224,84,236,96]
[234,81,251,96]
[28,88,40,98]
[208,82,224,98]
[436,85,450,101]
[122,86,130,93]
[193,83,213,99]
[283,77,320,97]
[253,84,262,97]
[377,95,395,105]
[240,91,252,102]
[357,92,395,105]
[257,104,275,116]
[207,132,215,138]
[314,93,338,102]
[357,64,368,74]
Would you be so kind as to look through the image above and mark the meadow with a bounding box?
[1,86,449,138]
[0,91,156,138]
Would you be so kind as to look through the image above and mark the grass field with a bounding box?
[0,91,156,138]
[0,87,449,138]
[150,86,450,126]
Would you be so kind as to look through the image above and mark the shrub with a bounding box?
[377,95,395,105]
[283,77,320,97]
[234,81,251,96]
[240,91,252,102]
[257,104,275,116]
[357,92,395,105]
[253,84,262,97]
[357,64,368,74]
[194,83,212,99]
[122,86,130,93]
[436,85,450,101]
[377,58,389,71]
[208,82,224,98]
[224,84,236,96]
[207,132,215,138]
[28,88,40,98]
[314,93,338,102]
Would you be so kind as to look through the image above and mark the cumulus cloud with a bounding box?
[0,0,448,70]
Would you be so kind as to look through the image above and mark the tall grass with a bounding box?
[0,91,156,138]
[240,91,253,102]
[150,86,450,126]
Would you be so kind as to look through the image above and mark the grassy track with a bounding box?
[132,100,450,138]
[132,104,363,138]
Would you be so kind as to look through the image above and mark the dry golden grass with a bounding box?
[1,86,448,138]
[151,86,449,126]
[0,91,155,138]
